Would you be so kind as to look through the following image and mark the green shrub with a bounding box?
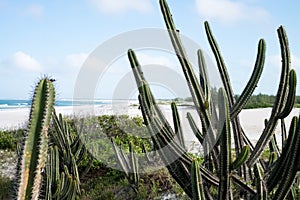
[0,172,13,200]
[0,129,23,150]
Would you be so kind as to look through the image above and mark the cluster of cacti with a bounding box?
[111,139,140,193]
[12,78,92,200]
[42,112,93,199]
[14,78,55,200]
[127,0,300,199]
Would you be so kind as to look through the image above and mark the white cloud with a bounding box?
[88,0,153,14]
[8,51,42,72]
[195,0,270,25]
[135,53,177,68]
[26,4,44,18]
[65,53,88,68]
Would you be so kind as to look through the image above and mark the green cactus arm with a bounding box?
[217,88,231,200]
[231,175,256,195]
[267,117,280,158]
[136,78,196,198]
[272,115,300,200]
[281,119,287,146]
[167,160,193,198]
[141,143,151,163]
[45,145,60,199]
[16,78,55,200]
[142,84,194,165]
[186,111,219,170]
[199,165,219,186]
[186,112,203,144]
[204,21,247,175]
[267,116,298,191]
[191,160,205,200]
[150,131,194,198]
[254,164,268,200]
[247,118,278,166]
[69,180,77,200]
[128,50,176,138]
[159,0,213,133]
[45,147,53,200]
[278,69,297,119]
[171,102,186,149]
[204,21,235,107]
[59,166,75,200]
[231,145,250,170]
[268,152,277,168]
[51,112,68,154]
[248,26,290,165]
[198,49,211,103]
[128,50,193,165]
[268,134,280,159]
[111,138,130,178]
[74,140,86,165]
[129,141,139,186]
[59,172,65,197]
[275,26,291,116]
[248,26,292,166]
[49,111,85,198]
[70,154,81,194]
[128,36,217,162]
[230,39,266,119]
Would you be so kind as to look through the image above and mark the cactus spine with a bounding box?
[16,78,55,200]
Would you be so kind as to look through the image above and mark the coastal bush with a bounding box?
[0,129,24,150]
[0,173,12,200]
[0,130,15,150]
[67,114,151,170]
[0,113,164,199]
[81,167,186,200]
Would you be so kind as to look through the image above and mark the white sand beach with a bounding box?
[0,104,299,146]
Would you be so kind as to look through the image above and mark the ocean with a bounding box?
[0,99,111,110]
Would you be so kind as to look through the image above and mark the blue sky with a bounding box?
[0,0,300,99]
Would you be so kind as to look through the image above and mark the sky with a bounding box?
[0,0,300,100]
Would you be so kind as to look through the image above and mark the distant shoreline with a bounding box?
[1,103,299,147]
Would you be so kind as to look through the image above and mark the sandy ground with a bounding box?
[0,104,299,146]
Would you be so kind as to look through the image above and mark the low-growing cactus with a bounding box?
[127,0,300,199]
[111,139,140,193]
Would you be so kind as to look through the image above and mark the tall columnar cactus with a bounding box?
[127,0,300,199]
[15,78,55,200]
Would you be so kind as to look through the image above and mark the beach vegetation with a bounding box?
[0,173,12,200]
[0,129,24,150]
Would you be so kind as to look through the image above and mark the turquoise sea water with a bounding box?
[0,99,110,110]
